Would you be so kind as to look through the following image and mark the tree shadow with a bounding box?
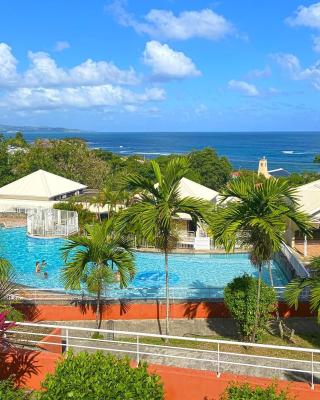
[13,302,42,322]
[182,280,237,339]
[284,369,320,385]
[0,348,40,386]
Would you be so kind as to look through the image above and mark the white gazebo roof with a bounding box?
[296,179,320,217]
[178,177,219,202]
[0,169,87,201]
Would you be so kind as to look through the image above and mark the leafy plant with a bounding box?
[224,275,277,341]
[220,383,294,399]
[0,311,16,351]
[0,379,29,400]
[210,178,312,342]
[37,351,164,400]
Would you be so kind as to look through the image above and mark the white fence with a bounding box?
[281,243,310,278]
[7,321,320,389]
[27,208,78,238]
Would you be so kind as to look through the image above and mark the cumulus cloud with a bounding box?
[228,80,259,96]
[0,43,19,86]
[0,43,139,88]
[54,41,70,52]
[108,1,235,41]
[246,66,271,79]
[0,85,165,110]
[313,35,320,52]
[286,3,320,29]
[0,42,165,112]
[143,41,201,80]
[273,52,320,90]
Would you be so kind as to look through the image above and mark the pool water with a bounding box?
[0,228,289,299]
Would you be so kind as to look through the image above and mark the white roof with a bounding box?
[178,177,219,202]
[0,170,87,201]
[296,179,320,216]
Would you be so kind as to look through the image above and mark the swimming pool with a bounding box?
[0,227,289,299]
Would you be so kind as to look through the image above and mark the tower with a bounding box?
[258,156,271,179]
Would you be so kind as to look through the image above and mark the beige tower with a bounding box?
[258,157,271,179]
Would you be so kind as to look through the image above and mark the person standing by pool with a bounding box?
[35,262,40,273]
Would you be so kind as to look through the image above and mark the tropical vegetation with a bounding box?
[224,275,277,340]
[220,383,293,400]
[210,178,312,342]
[0,379,28,400]
[285,255,320,320]
[118,157,211,335]
[37,351,164,400]
[61,219,135,328]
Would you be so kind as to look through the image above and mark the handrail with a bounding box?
[281,243,310,278]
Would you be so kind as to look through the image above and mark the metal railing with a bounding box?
[12,285,289,301]
[6,321,320,389]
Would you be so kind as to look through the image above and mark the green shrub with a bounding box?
[220,383,293,399]
[37,351,164,400]
[0,379,29,399]
[224,275,277,341]
[0,304,24,322]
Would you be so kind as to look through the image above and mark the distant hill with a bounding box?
[0,124,82,134]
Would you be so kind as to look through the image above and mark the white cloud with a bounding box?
[143,40,201,80]
[286,3,320,29]
[195,104,208,115]
[273,52,320,90]
[313,35,320,52]
[246,66,271,79]
[0,42,165,112]
[0,43,19,86]
[1,85,165,110]
[108,1,235,41]
[0,43,139,88]
[228,80,259,96]
[54,41,70,52]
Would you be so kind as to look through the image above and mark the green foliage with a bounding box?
[220,383,293,400]
[285,256,320,321]
[0,379,28,400]
[281,171,320,187]
[224,275,277,340]
[37,351,164,400]
[314,154,320,163]
[91,331,104,339]
[0,304,24,321]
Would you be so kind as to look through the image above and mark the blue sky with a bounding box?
[1,0,320,131]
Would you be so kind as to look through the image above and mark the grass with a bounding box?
[118,330,320,362]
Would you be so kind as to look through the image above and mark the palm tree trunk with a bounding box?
[96,289,101,330]
[269,260,284,338]
[268,261,274,287]
[252,264,262,342]
[165,250,170,339]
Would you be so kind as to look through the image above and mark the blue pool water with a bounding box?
[0,228,289,299]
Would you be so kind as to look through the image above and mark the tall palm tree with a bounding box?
[61,219,135,329]
[285,256,320,320]
[210,178,312,342]
[117,157,211,336]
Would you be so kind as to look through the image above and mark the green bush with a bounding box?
[220,383,293,399]
[0,379,29,399]
[224,275,277,341]
[37,351,164,400]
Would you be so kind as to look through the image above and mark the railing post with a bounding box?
[136,335,140,365]
[217,343,221,377]
[311,351,314,390]
[66,328,69,353]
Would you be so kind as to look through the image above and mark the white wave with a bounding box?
[282,150,294,154]
[136,152,170,156]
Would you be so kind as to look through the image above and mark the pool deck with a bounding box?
[136,247,248,254]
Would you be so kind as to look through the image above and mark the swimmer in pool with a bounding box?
[44,272,48,279]
[41,260,47,268]
[114,271,121,282]
[35,262,41,273]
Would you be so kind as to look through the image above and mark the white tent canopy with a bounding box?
[0,170,87,201]
[296,179,320,220]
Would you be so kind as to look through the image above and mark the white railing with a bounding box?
[6,321,320,389]
[281,243,310,278]
[13,286,288,301]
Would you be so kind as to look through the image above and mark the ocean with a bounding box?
[21,131,320,173]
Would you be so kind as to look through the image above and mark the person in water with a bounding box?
[44,272,48,279]
[41,260,47,268]
[114,271,121,282]
[35,262,41,273]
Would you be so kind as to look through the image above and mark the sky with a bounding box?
[1,0,320,132]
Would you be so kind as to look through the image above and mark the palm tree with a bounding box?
[61,219,135,329]
[210,178,312,342]
[0,258,12,281]
[285,256,320,320]
[117,157,211,336]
